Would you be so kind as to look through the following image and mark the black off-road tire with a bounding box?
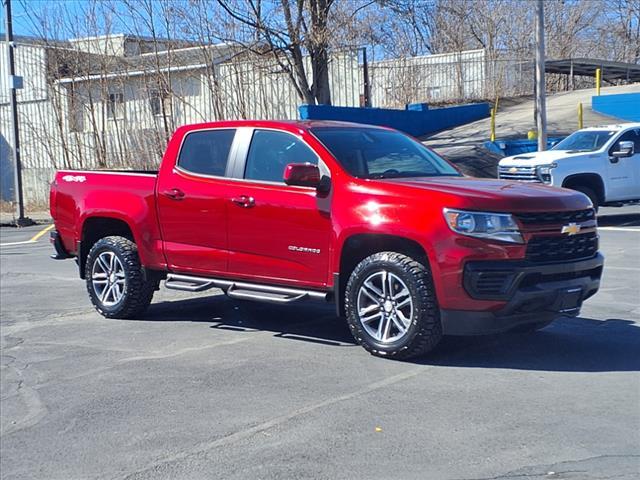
[344,252,442,359]
[572,186,599,212]
[85,236,156,319]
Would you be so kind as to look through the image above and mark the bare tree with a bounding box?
[214,0,338,105]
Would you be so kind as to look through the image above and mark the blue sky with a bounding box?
[4,0,168,40]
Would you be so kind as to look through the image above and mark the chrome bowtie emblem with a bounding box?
[561,222,581,235]
[508,167,518,173]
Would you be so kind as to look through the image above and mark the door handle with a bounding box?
[163,188,185,200]
[231,195,255,208]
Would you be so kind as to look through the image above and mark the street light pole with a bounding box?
[3,0,31,226]
[535,0,547,151]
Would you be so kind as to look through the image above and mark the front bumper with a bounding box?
[440,253,604,335]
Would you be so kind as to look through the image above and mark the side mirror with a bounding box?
[612,140,634,159]
[283,163,321,188]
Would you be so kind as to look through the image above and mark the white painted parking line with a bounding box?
[0,239,36,247]
[0,225,53,247]
[598,227,640,232]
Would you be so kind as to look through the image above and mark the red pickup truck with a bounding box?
[50,120,604,359]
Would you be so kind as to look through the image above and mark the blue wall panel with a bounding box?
[299,102,490,137]
[592,93,640,122]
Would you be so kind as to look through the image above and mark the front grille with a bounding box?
[498,166,541,182]
[516,209,595,225]
[526,232,598,263]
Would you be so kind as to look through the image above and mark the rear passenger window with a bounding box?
[244,130,317,183]
[178,129,235,176]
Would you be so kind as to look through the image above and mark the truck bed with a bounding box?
[50,169,164,268]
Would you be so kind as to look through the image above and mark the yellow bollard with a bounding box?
[490,108,496,142]
[596,68,601,96]
[578,102,583,130]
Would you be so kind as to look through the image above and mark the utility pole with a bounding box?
[361,47,371,108]
[535,0,547,151]
[3,0,31,226]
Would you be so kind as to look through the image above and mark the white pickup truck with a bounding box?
[498,123,640,209]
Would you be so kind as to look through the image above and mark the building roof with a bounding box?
[546,58,640,82]
[52,43,242,83]
[1,33,242,82]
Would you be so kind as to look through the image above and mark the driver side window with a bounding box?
[611,129,640,155]
[244,130,318,183]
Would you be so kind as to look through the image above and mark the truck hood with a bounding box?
[380,176,591,212]
[499,149,596,166]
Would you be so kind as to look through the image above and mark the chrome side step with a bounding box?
[164,273,330,304]
[164,274,220,292]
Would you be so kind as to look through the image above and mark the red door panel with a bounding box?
[156,169,229,275]
[226,182,331,287]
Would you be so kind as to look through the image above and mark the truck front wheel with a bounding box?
[344,252,442,359]
[85,236,157,319]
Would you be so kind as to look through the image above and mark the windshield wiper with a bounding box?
[367,172,406,179]
[366,172,456,179]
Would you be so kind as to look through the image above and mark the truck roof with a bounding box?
[175,119,388,134]
[581,122,640,131]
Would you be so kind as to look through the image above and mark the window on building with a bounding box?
[107,92,124,120]
[150,88,171,117]
[68,85,84,133]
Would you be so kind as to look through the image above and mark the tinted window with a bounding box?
[178,129,235,176]
[311,127,459,179]
[552,130,616,152]
[245,130,318,183]
[612,129,640,153]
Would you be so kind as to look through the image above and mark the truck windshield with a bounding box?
[551,130,616,152]
[311,127,461,179]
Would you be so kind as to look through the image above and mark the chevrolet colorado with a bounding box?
[50,120,604,359]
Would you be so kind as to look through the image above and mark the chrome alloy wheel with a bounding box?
[91,251,126,306]
[356,270,414,343]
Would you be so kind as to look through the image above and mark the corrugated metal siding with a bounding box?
[368,49,487,108]
[1,46,62,204]
[0,43,48,103]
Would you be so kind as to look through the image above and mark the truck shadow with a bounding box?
[146,296,639,372]
[417,316,640,372]
[147,295,356,347]
[597,211,640,227]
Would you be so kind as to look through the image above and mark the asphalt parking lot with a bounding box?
[1,208,639,480]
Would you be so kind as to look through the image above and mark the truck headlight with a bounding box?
[536,163,557,183]
[443,209,523,244]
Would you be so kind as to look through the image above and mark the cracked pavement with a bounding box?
[1,211,639,479]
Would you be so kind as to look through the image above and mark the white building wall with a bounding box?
[1,44,62,205]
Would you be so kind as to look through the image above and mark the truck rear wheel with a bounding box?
[85,236,156,319]
[344,252,442,359]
